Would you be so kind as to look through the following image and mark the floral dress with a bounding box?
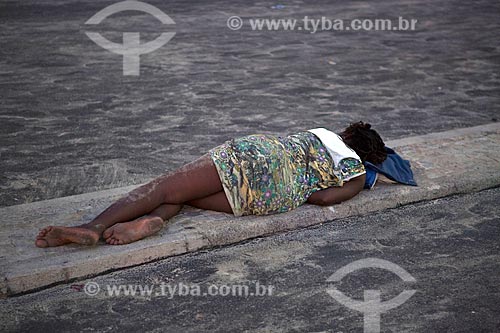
[209,131,365,216]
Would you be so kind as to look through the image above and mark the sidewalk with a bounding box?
[1,122,500,297]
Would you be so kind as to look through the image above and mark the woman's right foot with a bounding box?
[103,216,164,245]
[35,226,100,248]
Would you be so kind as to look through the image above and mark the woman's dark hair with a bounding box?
[339,121,387,164]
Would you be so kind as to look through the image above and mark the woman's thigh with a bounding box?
[159,153,224,204]
[186,191,233,214]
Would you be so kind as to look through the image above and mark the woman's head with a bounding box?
[339,121,387,164]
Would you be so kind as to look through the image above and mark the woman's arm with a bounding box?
[307,174,366,206]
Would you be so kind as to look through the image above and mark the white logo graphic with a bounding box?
[226,16,243,30]
[84,281,101,296]
[85,1,176,76]
[326,258,416,333]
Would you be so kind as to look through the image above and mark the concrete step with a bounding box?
[1,122,500,297]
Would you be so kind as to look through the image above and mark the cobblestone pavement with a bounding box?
[2,188,499,332]
[1,0,499,205]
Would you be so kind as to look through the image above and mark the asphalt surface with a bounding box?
[1,0,500,206]
[2,187,499,332]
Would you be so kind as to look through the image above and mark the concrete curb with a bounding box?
[1,122,500,296]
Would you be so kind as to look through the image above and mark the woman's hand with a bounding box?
[306,174,366,206]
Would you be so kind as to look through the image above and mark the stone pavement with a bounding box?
[1,122,499,297]
[1,187,499,332]
[1,0,500,206]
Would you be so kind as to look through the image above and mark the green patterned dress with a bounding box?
[209,131,365,216]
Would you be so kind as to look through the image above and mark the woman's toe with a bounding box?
[103,227,114,239]
[37,228,49,237]
[35,239,48,248]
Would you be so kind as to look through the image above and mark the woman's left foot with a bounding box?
[103,216,164,245]
[35,226,100,248]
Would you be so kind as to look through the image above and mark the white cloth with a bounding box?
[307,127,365,181]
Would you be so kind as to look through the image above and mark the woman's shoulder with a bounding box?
[307,128,361,163]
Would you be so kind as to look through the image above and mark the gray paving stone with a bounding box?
[1,0,499,205]
[1,123,499,296]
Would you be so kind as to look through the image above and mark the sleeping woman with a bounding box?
[35,121,387,247]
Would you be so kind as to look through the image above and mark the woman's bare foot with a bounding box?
[103,216,164,245]
[35,226,100,248]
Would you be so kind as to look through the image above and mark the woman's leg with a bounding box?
[35,154,223,247]
[103,203,182,245]
[102,191,232,245]
[186,191,233,213]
